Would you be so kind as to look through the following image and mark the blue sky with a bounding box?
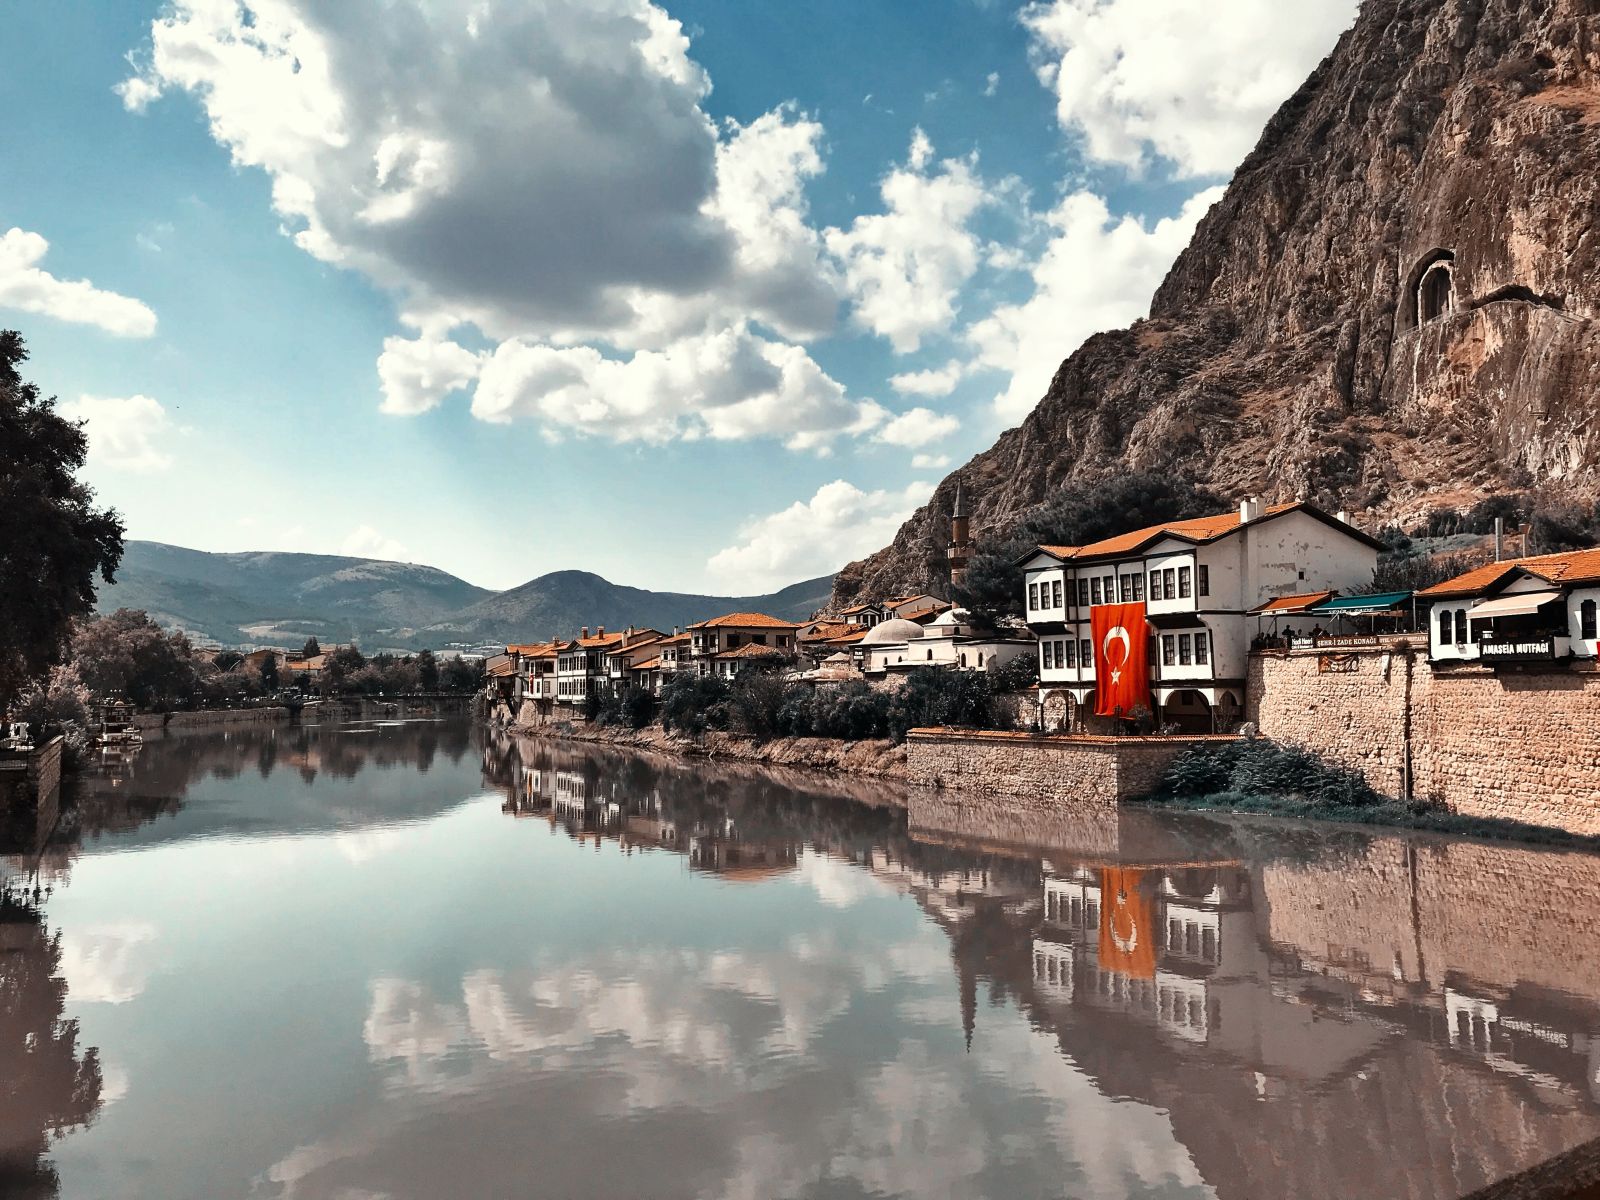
[0,0,1357,593]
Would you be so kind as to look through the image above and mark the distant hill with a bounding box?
[96,541,834,649]
[418,569,835,643]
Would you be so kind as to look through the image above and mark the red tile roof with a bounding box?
[1249,590,1335,614]
[839,602,882,615]
[715,643,788,660]
[507,642,560,657]
[1029,502,1380,563]
[801,621,856,642]
[1416,546,1600,598]
[689,612,799,630]
[630,657,663,671]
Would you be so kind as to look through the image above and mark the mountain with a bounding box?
[97,541,834,648]
[96,541,496,647]
[835,0,1600,606]
[415,569,836,642]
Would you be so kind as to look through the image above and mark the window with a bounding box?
[1178,634,1193,665]
[1198,565,1210,597]
[1030,583,1040,611]
[1078,579,1090,607]
[1104,575,1116,602]
[1091,577,1103,606]
[1040,643,1049,671]
[1056,640,1067,670]
[1583,599,1597,640]
[1052,580,1062,608]
[1064,640,1076,668]
[1195,632,1208,665]
[1162,635,1176,666]
[1149,571,1162,602]
[1163,568,1176,599]
[1146,636,1158,665]
[1120,573,1135,602]
[927,648,934,660]
[779,635,790,647]
[978,654,985,668]
[1179,566,1192,599]
[1455,609,1468,644]
[1438,610,1452,644]
[1130,573,1144,601]
[1079,639,1092,669]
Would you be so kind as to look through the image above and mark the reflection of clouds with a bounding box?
[796,848,898,909]
[268,932,1209,1200]
[331,828,406,865]
[99,1063,131,1107]
[58,920,159,1004]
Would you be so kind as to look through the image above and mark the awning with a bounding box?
[1468,590,1563,619]
[1311,590,1412,616]
[1146,612,1209,630]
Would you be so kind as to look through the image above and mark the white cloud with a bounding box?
[1022,0,1357,176]
[983,72,999,98]
[0,227,157,337]
[377,334,482,415]
[472,324,883,451]
[889,359,967,398]
[342,525,412,562]
[876,407,959,448]
[121,1,872,448]
[707,479,935,591]
[824,131,988,353]
[969,186,1223,423]
[911,453,951,470]
[57,394,177,472]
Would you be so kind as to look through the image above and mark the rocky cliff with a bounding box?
[836,0,1600,606]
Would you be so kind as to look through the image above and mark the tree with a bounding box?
[953,472,1225,627]
[72,610,204,711]
[302,637,321,658]
[416,649,439,692]
[0,331,124,717]
[12,664,90,740]
[259,653,279,692]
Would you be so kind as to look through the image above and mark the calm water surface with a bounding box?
[4,716,1600,1199]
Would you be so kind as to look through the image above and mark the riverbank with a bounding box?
[505,716,907,780]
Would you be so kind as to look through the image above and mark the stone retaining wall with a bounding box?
[904,729,1236,811]
[133,706,293,734]
[1251,648,1600,834]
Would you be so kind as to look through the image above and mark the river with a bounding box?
[2,715,1599,1199]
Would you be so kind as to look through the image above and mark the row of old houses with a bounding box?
[484,584,1043,717]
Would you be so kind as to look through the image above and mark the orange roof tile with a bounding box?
[630,657,663,671]
[1417,546,1600,598]
[689,612,799,629]
[1068,503,1300,560]
[1036,544,1080,559]
[655,632,691,646]
[1249,590,1334,614]
[839,602,882,615]
[801,621,855,641]
[507,642,559,657]
[825,629,868,644]
[715,643,788,660]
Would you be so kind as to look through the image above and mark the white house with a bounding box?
[1021,499,1383,732]
[686,613,799,677]
[859,610,1032,679]
[1418,547,1600,665]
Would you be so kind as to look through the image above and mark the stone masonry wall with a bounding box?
[1252,649,1600,835]
[1247,650,1414,797]
[904,730,1235,812]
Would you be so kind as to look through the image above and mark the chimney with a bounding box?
[597,625,605,638]
[580,626,589,640]
[1495,517,1504,562]
[1239,496,1263,524]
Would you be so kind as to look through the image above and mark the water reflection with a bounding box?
[0,889,102,1198]
[6,719,1600,1198]
[488,731,1600,1198]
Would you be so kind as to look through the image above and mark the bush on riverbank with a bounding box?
[1143,737,1600,849]
[654,667,1018,744]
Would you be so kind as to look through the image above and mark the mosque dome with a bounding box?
[860,618,926,645]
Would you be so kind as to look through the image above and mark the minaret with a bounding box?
[947,477,974,591]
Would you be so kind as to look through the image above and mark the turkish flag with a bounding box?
[1091,601,1150,718]
[1098,867,1156,979]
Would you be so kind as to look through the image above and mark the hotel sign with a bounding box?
[1479,636,1558,662]
[1289,635,1381,651]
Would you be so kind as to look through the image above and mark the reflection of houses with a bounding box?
[1420,546,1600,665]
[1022,500,1383,732]
[689,834,799,880]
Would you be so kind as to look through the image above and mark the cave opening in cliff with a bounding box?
[1401,249,1457,332]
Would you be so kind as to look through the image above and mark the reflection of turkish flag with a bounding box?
[1091,601,1150,718]
[1098,867,1156,979]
